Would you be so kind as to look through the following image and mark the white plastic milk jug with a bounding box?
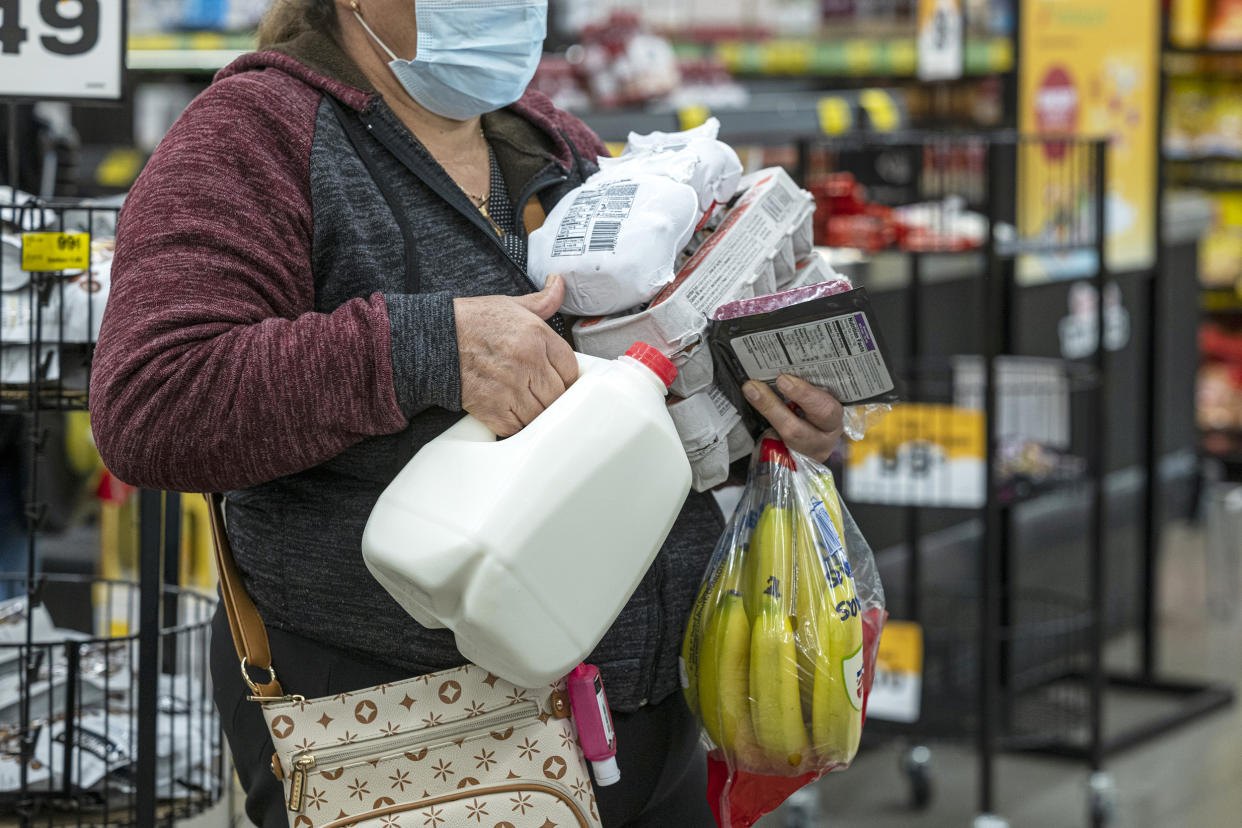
[362,342,693,688]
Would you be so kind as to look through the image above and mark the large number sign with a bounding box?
[0,0,125,101]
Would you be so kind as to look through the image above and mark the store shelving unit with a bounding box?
[0,199,223,827]
[126,31,252,73]
[1161,29,1242,488]
[669,34,1013,77]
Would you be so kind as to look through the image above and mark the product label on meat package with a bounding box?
[550,179,639,257]
[730,311,894,403]
[706,385,740,422]
[650,170,804,314]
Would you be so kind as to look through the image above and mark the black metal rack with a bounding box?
[0,197,224,828]
[808,131,1233,826]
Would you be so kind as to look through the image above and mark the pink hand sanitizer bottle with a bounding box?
[567,663,620,786]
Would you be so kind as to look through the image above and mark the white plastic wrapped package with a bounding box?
[599,118,743,215]
[528,173,699,316]
[621,118,721,154]
[0,257,111,345]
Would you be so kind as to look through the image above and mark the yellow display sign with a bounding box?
[677,104,711,132]
[845,403,986,507]
[877,621,924,675]
[21,232,90,272]
[848,403,984,465]
[817,96,853,136]
[1018,0,1159,280]
[867,621,925,723]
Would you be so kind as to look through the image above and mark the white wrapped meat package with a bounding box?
[598,118,743,214]
[528,173,699,316]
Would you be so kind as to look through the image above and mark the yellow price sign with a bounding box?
[876,621,923,674]
[817,96,853,136]
[867,620,924,722]
[859,89,900,133]
[677,104,711,132]
[21,233,90,272]
[845,41,877,74]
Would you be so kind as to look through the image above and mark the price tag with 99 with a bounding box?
[865,620,924,724]
[0,0,124,101]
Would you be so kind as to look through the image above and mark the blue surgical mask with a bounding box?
[353,0,548,121]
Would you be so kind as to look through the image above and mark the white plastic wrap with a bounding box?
[598,118,743,214]
[528,173,699,316]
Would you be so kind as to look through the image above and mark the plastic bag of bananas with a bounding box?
[680,435,886,827]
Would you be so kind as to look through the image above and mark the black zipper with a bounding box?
[514,168,571,338]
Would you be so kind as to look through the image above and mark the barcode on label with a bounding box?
[730,312,894,403]
[759,186,794,223]
[588,220,623,252]
[550,180,639,258]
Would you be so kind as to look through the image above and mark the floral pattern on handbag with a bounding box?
[261,663,603,828]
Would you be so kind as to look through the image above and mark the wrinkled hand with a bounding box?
[454,274,578,437]
[743,375,844,463]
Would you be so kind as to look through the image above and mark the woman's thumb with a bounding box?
[514,273,565,320]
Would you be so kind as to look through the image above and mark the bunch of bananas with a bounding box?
[682,465,865,775]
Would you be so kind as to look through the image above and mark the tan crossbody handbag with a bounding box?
[205,493,605,828]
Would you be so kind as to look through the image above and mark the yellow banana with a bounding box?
[792,508,824,725]
[748,505,809,771]
[808,470,845,541]
[696,565,767,771]
[810,487,864,764]
[681,579,708,718]
[740,506,767,620]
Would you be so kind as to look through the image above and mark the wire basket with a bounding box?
[850,357,1102,751]
[1,198,122,412]
[844,357,1098,510]
[913,587,1093,749]
[0,575,222,825]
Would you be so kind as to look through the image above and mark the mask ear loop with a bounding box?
[350,1,401,62]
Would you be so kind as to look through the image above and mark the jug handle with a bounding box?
[444,352,607,441]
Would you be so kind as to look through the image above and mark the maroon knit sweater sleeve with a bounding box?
[90,70,408,493]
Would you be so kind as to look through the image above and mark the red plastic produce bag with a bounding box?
[680,437,886,827]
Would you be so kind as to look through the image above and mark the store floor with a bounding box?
[756,522,1242,828]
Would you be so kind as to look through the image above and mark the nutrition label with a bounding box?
[550,179,639,257]
[730,311,895,403]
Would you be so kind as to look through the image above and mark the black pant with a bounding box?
[210,606,716,827]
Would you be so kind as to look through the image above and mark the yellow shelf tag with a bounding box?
[876,621,924,675]
[845,41,876,74]
[21,232,90,272]
[678,104,711,132]
[817,96,853,136]
[860,88,900,133]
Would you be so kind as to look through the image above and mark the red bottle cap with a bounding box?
[624,342,677,388]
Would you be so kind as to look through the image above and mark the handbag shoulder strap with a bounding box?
[204,492,285,698]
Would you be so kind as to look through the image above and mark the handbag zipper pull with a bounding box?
[288,754,316,812]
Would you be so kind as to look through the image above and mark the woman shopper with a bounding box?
[89,1,846,825]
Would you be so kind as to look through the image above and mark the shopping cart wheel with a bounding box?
[901,745,933,810]
[1087,772,1118,825]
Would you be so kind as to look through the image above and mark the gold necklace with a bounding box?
[458,129,495,226]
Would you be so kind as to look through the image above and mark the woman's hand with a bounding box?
[743,375,844,463]
[454,274,578,437]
